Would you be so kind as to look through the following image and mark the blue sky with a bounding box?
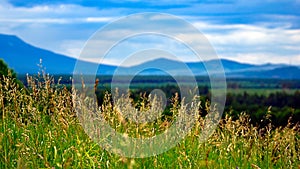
[1,0,300,65]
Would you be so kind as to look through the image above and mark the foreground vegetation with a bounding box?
[17,74,300,127]
[1,73,299,168]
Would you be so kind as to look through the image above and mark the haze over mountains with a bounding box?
[1,33,300,79]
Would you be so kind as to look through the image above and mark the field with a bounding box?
[1,74,299,168]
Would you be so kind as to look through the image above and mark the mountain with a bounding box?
[0,34,117,75]
[187,59,255,73]
[1,33,300,79]
[227,66,300,79]
[0,34,76,74]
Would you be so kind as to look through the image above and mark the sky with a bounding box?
[1,0,300,66]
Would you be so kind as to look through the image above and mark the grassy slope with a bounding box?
[0,75,299,168]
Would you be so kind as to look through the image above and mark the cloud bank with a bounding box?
[0,0,299,65]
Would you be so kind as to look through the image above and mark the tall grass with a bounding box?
[0,73,299,168]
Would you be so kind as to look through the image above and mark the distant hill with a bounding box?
[227,66,300,79]
[0,34,76,74]
[1,33,299,79]
[0,34,116,75]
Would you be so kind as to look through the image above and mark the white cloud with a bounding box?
[1,0,300,66]
[0,1,117,24]
[86,17,115,23]
[224,53,300,66]
[191,21,300,64]
[0,0,122,58]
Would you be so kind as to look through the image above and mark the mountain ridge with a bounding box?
[1,33,300,79]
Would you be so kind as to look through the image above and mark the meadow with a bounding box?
[1,73,300,168]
